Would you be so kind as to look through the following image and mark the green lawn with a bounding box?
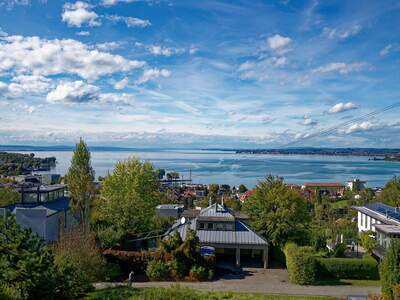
[84,286,337,300]
[331,200,350,209]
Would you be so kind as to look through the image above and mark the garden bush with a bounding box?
[317,255,379,280]
[146,260,170,281]
[284,243,317,285]
[189,265,208,281]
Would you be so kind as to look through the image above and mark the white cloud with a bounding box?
[148,45,185,56]
[112,77,129,89]
[0,35,145,80]
[62,1,101,27]
[302,115,317,126]
[76,31,90,36]
[46,81,99,103]
[328,102,358,114]
[98,93,135,105]
[8,75,51,95]
[107,15,151,28]
[267,34,292,55]
[95,41,122,51]
[136,68,171,84]
[189,46,199,54]
[101,0,136,6]
[379,44,400,56]
[313,62,366,74]
[343,121,378,134]
[322,25,361,40]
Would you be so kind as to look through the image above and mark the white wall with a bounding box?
[357,211,379,232]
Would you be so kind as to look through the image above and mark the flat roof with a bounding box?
[9,197,70,216]
[156,204,184,210]
[17,184,66,193]
[375,224,400,235]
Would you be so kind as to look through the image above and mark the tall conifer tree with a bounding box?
[67,138,95,226]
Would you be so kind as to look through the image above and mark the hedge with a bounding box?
[317,255,379,280]
[284,243,317,285]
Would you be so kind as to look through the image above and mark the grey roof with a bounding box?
[375,224,400,235]
[173,219,267,246]
[156,204,184,210]
[197,203,235,221]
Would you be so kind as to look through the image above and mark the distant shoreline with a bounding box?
[0,145,399,161]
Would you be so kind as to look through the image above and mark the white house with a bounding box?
[353,202,400,258]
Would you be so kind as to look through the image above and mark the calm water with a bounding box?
[14,149,400,188]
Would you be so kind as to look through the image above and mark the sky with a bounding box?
[0,0,399,148]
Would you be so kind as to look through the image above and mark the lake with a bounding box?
[15,149,400,188]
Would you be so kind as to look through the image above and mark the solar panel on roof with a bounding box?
[366,202,400,222]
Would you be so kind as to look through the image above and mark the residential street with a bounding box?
[95,267,380,298]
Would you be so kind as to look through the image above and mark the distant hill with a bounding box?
[204,147,400,157]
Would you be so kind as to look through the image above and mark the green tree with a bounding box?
[380,239,400,300]
[166,172,180,181]
[238,184,248,193]
[0,216,59,299]
[243,175,310,247]
[93,158,162,248]
[360,230,377,254]
[66,138,95,226]
[0,187,19,207]
[156,169,166,180]
[381,176,400,207]
[207,184,219,204]
[224,197,241,211]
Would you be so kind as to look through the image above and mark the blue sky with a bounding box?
[0,0,399,148]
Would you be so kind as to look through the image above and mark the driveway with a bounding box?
[95,267,380,298]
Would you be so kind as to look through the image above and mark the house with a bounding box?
[169,203,269,268]
[156,204,184,218]
[347,179,367,192]
[1,184,74,242]
[302,182,345,198]
[352,202,400,259]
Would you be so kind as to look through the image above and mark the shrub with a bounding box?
[0,284,24,300]
[331,243,346,258]
[380,239,400,300]
[103,263,123,282]
[189,265,208,281]
[53,227,106,282]
[360,230,377,254]
[284,243,317,285]
[146,260,169,281]
[317,255,379,280]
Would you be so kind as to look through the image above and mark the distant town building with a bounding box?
[302,182,345,198]
[347,179,367,192]
[169,203,268,268]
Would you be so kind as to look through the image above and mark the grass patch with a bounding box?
[84,286,337,300]
[331,200,350,209]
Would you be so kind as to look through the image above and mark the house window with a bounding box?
[225,223,234,231]
[199,223,205,229]
[207,223,214,230]
[216,223,224,230]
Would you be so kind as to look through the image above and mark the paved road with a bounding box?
[95,268,380,298]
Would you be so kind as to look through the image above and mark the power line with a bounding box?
[283,102,400,148]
